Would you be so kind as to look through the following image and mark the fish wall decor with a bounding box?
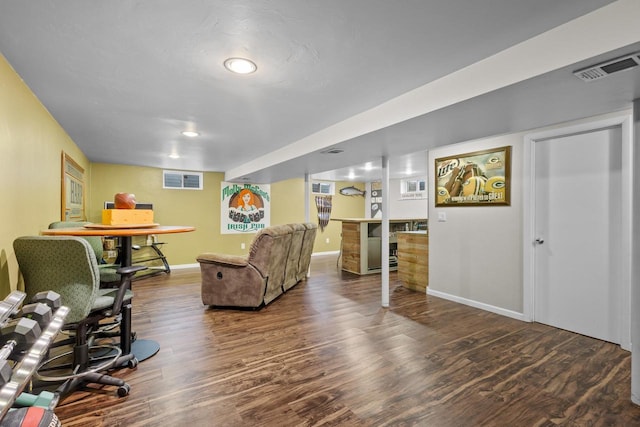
[339,186,366,197]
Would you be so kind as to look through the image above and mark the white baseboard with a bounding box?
[312,251,340,257]
[427,288,527,322]
[171,263,200,270]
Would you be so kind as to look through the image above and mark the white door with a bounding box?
[534,127,622,344]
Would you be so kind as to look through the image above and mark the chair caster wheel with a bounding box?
[117,384,130,397]
[127,357,139,369]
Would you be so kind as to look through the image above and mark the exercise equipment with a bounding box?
[0,406,61,427]
[0,303,57,411]
[30,292,61,311]
[0,290,69,421]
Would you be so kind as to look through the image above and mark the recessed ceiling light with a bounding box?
[181,131,199,137]
[169,153,180,159]
[223,57,257,74]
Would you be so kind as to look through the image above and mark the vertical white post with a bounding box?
[304,173,312,277]
[304,173,311,222]
[631,100,640,404]
[381,156,390,307]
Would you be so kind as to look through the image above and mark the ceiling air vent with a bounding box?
[321,148,344,155]
[573,52,640,82]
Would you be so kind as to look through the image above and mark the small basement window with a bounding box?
[311,181,335,195]
[163,170,203,190]
[401,178,425,193]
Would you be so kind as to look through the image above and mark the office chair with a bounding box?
[47,221,121,284]
[13,236,145,398]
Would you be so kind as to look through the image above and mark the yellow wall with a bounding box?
[90,166,365,265]
[309,182,366,253]
[0,50,364,295]
[272,178,366,253]
[0,53,90,295]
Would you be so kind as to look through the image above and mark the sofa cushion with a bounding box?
[297,223,317,281]
[284,223,306,291]
[197,253,248,267]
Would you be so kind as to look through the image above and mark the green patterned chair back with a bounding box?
[48,221,104,261]
[13,236,99,324]
[47,222,120,284]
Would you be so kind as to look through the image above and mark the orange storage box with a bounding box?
[102,209,154,225]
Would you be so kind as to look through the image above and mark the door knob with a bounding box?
[535,238,544,244]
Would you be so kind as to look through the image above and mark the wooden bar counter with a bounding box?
[397,231,428,292]
[332,218,427,275]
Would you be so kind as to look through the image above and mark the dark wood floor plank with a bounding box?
[49,254,640,426]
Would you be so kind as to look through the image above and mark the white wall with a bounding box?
[388,177,428,219]
[427,110,632,319]
[364,179,429,219]
[428,134,524,314]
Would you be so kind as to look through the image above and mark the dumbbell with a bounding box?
[10,291,62,332]
[13,389,58,409]
[0,317,42,387]
[18,303,52,331]
[0,291,58,357]
[0,312,59,410]
[31,291,61,311]
[0,293,62,411]
[0,317,41,359]
[0,291,61,376]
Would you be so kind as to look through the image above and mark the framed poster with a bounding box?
[434,145,511,206]
[61,152,86,221]
[221,182,271,234]
[370,181,382,218]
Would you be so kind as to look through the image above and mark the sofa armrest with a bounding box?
[197,253,248,267]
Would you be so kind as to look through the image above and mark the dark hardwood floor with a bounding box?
[53,254,640,426]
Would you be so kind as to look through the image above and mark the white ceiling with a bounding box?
[1,1,638,183]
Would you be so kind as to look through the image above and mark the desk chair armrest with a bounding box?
[116,265,147,276]
[108,265,147,316]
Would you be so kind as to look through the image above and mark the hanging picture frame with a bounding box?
[61,151,86,221]
[434,145,511,206]
[220,182,271,234]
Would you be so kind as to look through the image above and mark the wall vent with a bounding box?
[321,148,344,154]
[163,170,203,190]
[573,52,640,82]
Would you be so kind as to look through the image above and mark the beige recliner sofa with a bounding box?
[197,223,317,308]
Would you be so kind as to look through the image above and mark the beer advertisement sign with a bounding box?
[435,146,511,206]
[221,182,271,234]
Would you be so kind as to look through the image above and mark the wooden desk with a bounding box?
[40,224,195,361]
[41,225,195,268]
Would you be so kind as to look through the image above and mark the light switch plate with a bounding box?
[438,212,447,222]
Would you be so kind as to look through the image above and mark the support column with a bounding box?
[631,100,640,404]
[305,173,312,277]
[381,156,390,307]
[304,173,310,222]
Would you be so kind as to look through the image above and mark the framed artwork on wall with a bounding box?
[61,151,86,221]
[370,181,382,218]
[220,182,271,234]
[434,145,511,207]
